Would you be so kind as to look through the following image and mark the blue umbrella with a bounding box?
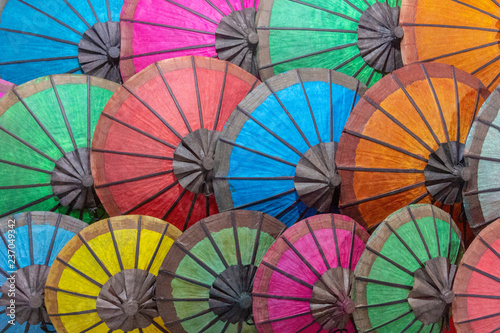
[214,68,367,226]
[0,211,87,332]
[0,0,124,84]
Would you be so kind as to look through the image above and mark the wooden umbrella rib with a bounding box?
[121,44,216,60]
[297,70,321,143]
[225,0,235,12]
[329,70,334,141]
[288,0,359,23]
[158,269,212,289]
[257,310,312,324]
[365,245,414,276]
[365,310,413,332]
[353,62,368,78]
[476,117,500,132]
[232,211,243,266]
[123,180,179,215]
[232,188,296,210]
[0,55,79,66]
[0,193,56,219]
[157,297,209,302]
[305,219,330,270]
[0,231,20,269]
[51,76,79,154]
[365,69,377,87]
[27,212,34,265]
[84,0,100,23]
[478,235,500,260]
[348,220,356,269]
[163,0,219,25]
[357,299,408,309]
[104,0,111,21]
[249,212,263,267]
[407,206,432,260]
[121,19,214,35]
[146,223,169,271]
[92,148,173,160]
[384,222,425,267]
[281,235,322,278]
[135,216,141,269]
[469,81,481,123]
[261,261,314,289]
[199,315,223,333]
[431,207,441,257]
[462,263,500,283]
[65,66,81,73]
[420,41,500,63]
[45,286,97,299]
[343,0,363,13]
[492,0,500,8]
[0,266,10,279]
[0,125,58,163]
[296,321,316,333]
[55,257,103,287]
[191,57,204,129]
[451,0,500,20]
[95,169,173,189]
[0,183,52,190]
[453,67,461,147]
[60,0,91,28]
[253,293,311,302]
[107,219,124,271]
[257,26,357,33]
[295,207,311,224]
[275,197,301,219]
[456,293,500,299]
[174,241,219,277]
[402,22,500,32]
[161,188,188,220]
[0,322,12,333]
[456,311,500,324]
[168,308,213,325]
[464,187,500,196]
[349,74,361,114]
[204,0,225,17]
[213,62,228,131]
[215,176,295,180]
[218,138,297,167]
[81,320,104,333]
[0,27,78,46]
[330,214,342,267]
[221,321,231,333]
[472,53,500,76]
[487,70,500,89]
[401,318,419,333]
[200,221,229,268]
[205,196,209,217]
[50,309,97,317]
[182,194,198,231]
[337,166,424,173]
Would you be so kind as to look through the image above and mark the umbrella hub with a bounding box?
[310,267,354,330]
[294,142,340,213]
[424,141,468,205]
[78,21,122,83]
[208,264,256,324]
[408,257,456,325]
[96,269,158,331]
[51,147,98,211]
[0,264,51,325]
[357,2,404,73]
[173,128,220,195]
[215,7,259,76]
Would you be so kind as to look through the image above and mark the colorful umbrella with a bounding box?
[336,62,490,231]
[0,80,14,99]
[0,211,87,332]
[0,74,118,223]
[354,204,464,332]
[214,68,367,227]
[45,214,181,332]
[452,217,500,332]
[256,0,404,86]
[252,213,370,332]
[401,0,500,91]
[156,210,286,332]
[0,0,125,84]
[463,85,500,234]
[120,0,259,81]
[91,56,259,231]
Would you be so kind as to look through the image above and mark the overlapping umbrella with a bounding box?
[0,80,14,99]
[0,0,125,84]
[120,0,260,81]
[463,85,500,233]
[0,74,119,223]
[0,211,87,332]
[45,215,181,332]
[453,217,500,332]
[336,62,490,231]
[156,210,286,332]
[214,68,367,226]
[92,56,259,231]
[401,0,500,91]
[256,0,404,85]
[252,213,370,332]
[354,204,464,332]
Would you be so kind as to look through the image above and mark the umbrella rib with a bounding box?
[168,308,213,325]
[235,106,303,157]
[331,214,342,267]
[205,0,226,17]
[0,322,12,333]
[0,27,78,46]
[365,310,413,332]
[339,181,426,208]
[0,183,52,189]
[107,219,124,271]
[349,78,361,113]
[122,85,183,140]
[343,129,428,162]
[200,220,229,268]
[55,257,103,287]
[365,69,377,87]
[135,216,141,269]
[401,318,419,332]
[456,311,500,324]
[157,297,209,302]
[163,0,219,25]
[81,320,104,333]
[456,293,500,299]
[158,269,212,288]
[205,195,210,216]
[0,55,79,66]
[76,233,113,277]
[123,181,179,215]
[199,316,224,333]
[102,113,176,149]
[452,0,500,20]
[148,321,168,333]
[146,223,170,271]
[61,0,91,28]
[253,293,311,302]
[17,0,83,36]
[297,321,316,333]
[191,56,204,129]
[0,193,56,219]
[472,53,500,75]
[121,19,214,35]
[275,197,301,219]
[49,309,97,316]
[264,80,312,148]
[295,206,311,224]
[259,43,358,70]
[174,241,219,277]
[27,212,34,265]
[357,298,408,309]
[348,220,356,269]
[95,169,174,188]
[364,96,434,153]
[476,117,500,133]
[384,222,425,267]
[105,0,111,21]
[182,194,198,231]
[487,70,500,90]
[0,125,58,163]
[343,0,364,13]
[288,0,359,23]
[232,211,243,266]
[330,70,334,142]
[225,0,235,12]
[432,207,441,257]
[281,235,322,278]
[353,62,368,78]
[478,235,500,260]
[420,41,500,63]
[365,245,414,276]
[392,73,441,146]
[218,138,297,166]
[407,206,432,260]
[232,188,296,210]
[250,212,264,266]
[305,219,330,270]
[121,43,216,60]
[162,188,188,220]
[85,0,100,23]
[215,176,294,180]
[463,263,500,283]
[44,214,62,265]
[213,62,229,131]
[465,187,500,196]
[297,70,321,143]
[261,261,314,289]
[86,76,92,150]
[337,166,424,173]
[257,26,357,33]
[257,310,312,324]
[402,22,500,32]
[0,230,20,269]
[92,148,173,160]
[45,286,97,299]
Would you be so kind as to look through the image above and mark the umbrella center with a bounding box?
[357,2,404,73]
[208,264,256,324]
[294,142,340,213]
[173,128,220,195]
[0,265,51,325]
[424,141,468,205]
[108,46,120,60]
[96,269,158,331]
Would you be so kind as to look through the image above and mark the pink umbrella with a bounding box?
[120,0,259,81]
[0,79,14,98]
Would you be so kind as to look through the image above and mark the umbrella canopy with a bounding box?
[45,215,181,332]
[354,204,464,332]
[156,210,286,332]
[463,85,500,234]
[336,62,490,231]
[120,0,260,81]
[0,211,87,332]
[256,0,404,86]
[452,217,500,332]
[401,0,500,91]
[252,213,370,332]
[0,74,118,223]
[214,68,367,227]
[0,80,14,99]
[91,56,259,231]
[0,0,125,84]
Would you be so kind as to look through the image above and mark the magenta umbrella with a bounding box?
[120,0,259,81]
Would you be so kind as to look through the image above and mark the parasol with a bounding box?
[91,56,259,231]
[214,68,367,227]
[452,217,500,332]
[0,0,125,84]
[0,80,14,99]
[156,210,286,332]
[45,214,181,332]
[463,85,500,233]
[0,74,118,223]
[252,213,370,332]
[401,0,500,91]
[120,0,260,81]
[354,204,464,332]
[256,0,404,86]
[336,62,490,232]
[0,211,87,332]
